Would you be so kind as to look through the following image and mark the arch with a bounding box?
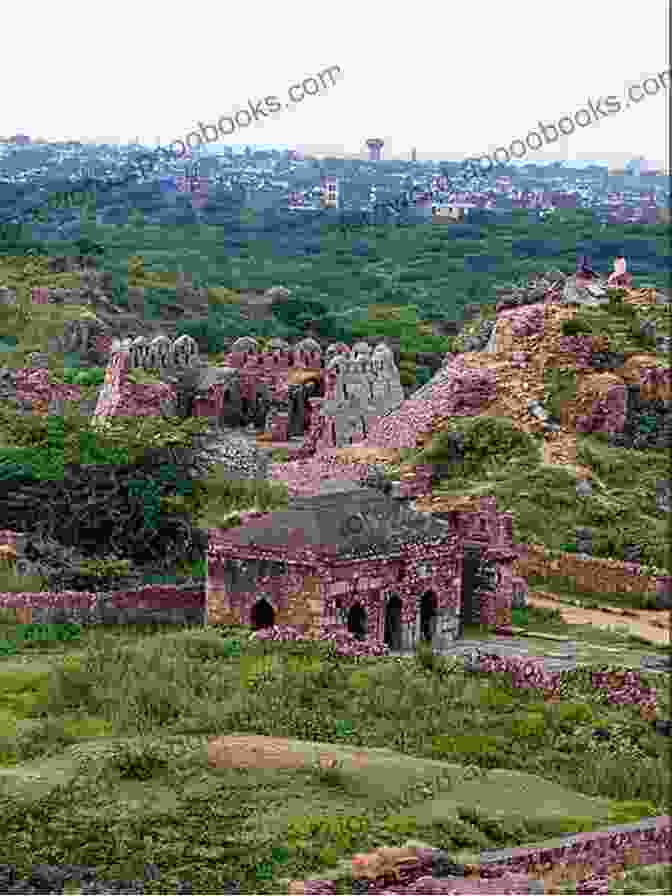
[251,598,275,630]
[384,594,402,650]
[346,602,367,641]
[419,591,436,643]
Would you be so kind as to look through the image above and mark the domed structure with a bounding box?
[372,341,393,356]
[372,342,395,371]
[325,342,350,362]
[351,341,371,356]
[293,337,322,367]
[231,336,259,354]
[171,334,199,367]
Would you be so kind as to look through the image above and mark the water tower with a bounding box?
[366,138,384,162]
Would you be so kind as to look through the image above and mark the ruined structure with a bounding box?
[87,331,404,452]
[207,488,519,648]
[91,333,197,427]
[291,341,405,455]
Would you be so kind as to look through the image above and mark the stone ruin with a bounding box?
[91,333,199,428]
[85,333,403,455]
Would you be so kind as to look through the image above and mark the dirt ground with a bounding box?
[527,590,671,646]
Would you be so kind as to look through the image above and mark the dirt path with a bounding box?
[527,590,671,646]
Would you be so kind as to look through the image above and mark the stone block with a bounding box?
[575,479,592,497]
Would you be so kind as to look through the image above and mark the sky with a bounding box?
[5,0,669,170]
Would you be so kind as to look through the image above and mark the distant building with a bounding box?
[288,191,307,208]
[431,202,478,222]
[9,134,31,145]
[321,176,339,208]
[411,147,417,162]
[366,138,384,162]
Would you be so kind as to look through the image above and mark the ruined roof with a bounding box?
[211,486,454,560]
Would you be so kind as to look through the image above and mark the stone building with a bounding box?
[305,341,405,451]
[207,486,519,650]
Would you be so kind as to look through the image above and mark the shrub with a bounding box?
[105,738,170,780]
[511,607,529,627]
[607,799,659,824]
[0,639,18,656]
[561,317,593,337]
[510,711,547,740]
[480,684,517,709]
[418,416,540,480]
[557,701,595,727]
[431,733,503,764]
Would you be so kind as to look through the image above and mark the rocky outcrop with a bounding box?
[186,427,270,480]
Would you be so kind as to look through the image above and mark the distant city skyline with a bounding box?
[0,137,663,174]
[3,0,667,172]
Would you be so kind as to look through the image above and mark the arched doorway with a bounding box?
[347,602,367,641]
[251,598,275,630]
[419,591,436,643]
[384,594,402,650]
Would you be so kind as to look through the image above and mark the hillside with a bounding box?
[0,248,670,597]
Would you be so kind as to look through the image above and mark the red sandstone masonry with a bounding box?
[512,542,667,600]
[289,817,671,894]
[0,584,204,623]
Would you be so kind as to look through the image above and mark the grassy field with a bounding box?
[0,617,669,893]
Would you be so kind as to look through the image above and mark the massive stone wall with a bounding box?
[0,583,205,626]
[90,334,198,427]
[511,541,669,606]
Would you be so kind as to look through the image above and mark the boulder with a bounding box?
[655,577,672,610]
[576,479,593,497]
[0,286,17,305]
[511,577,528,609]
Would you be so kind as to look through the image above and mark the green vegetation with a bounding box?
[0,622,668,893]
[556,863,672,895]
[396,417,669,572]
[543,367,578,421]
[415,416,542,482]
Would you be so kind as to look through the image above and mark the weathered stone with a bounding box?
[0,286,17,305]
[264,285,291,301]
[576,479,593,497]
[575,527,593,555]
[28,352,49,369]
[622,543,642,564]
[655,480,671,513]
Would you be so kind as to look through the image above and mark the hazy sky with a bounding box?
[5,0,669,169]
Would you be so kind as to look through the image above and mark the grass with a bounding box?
[555,862,672,894]
[508,603,670,654]
[0,620,669,893]
[413,424,670,572]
